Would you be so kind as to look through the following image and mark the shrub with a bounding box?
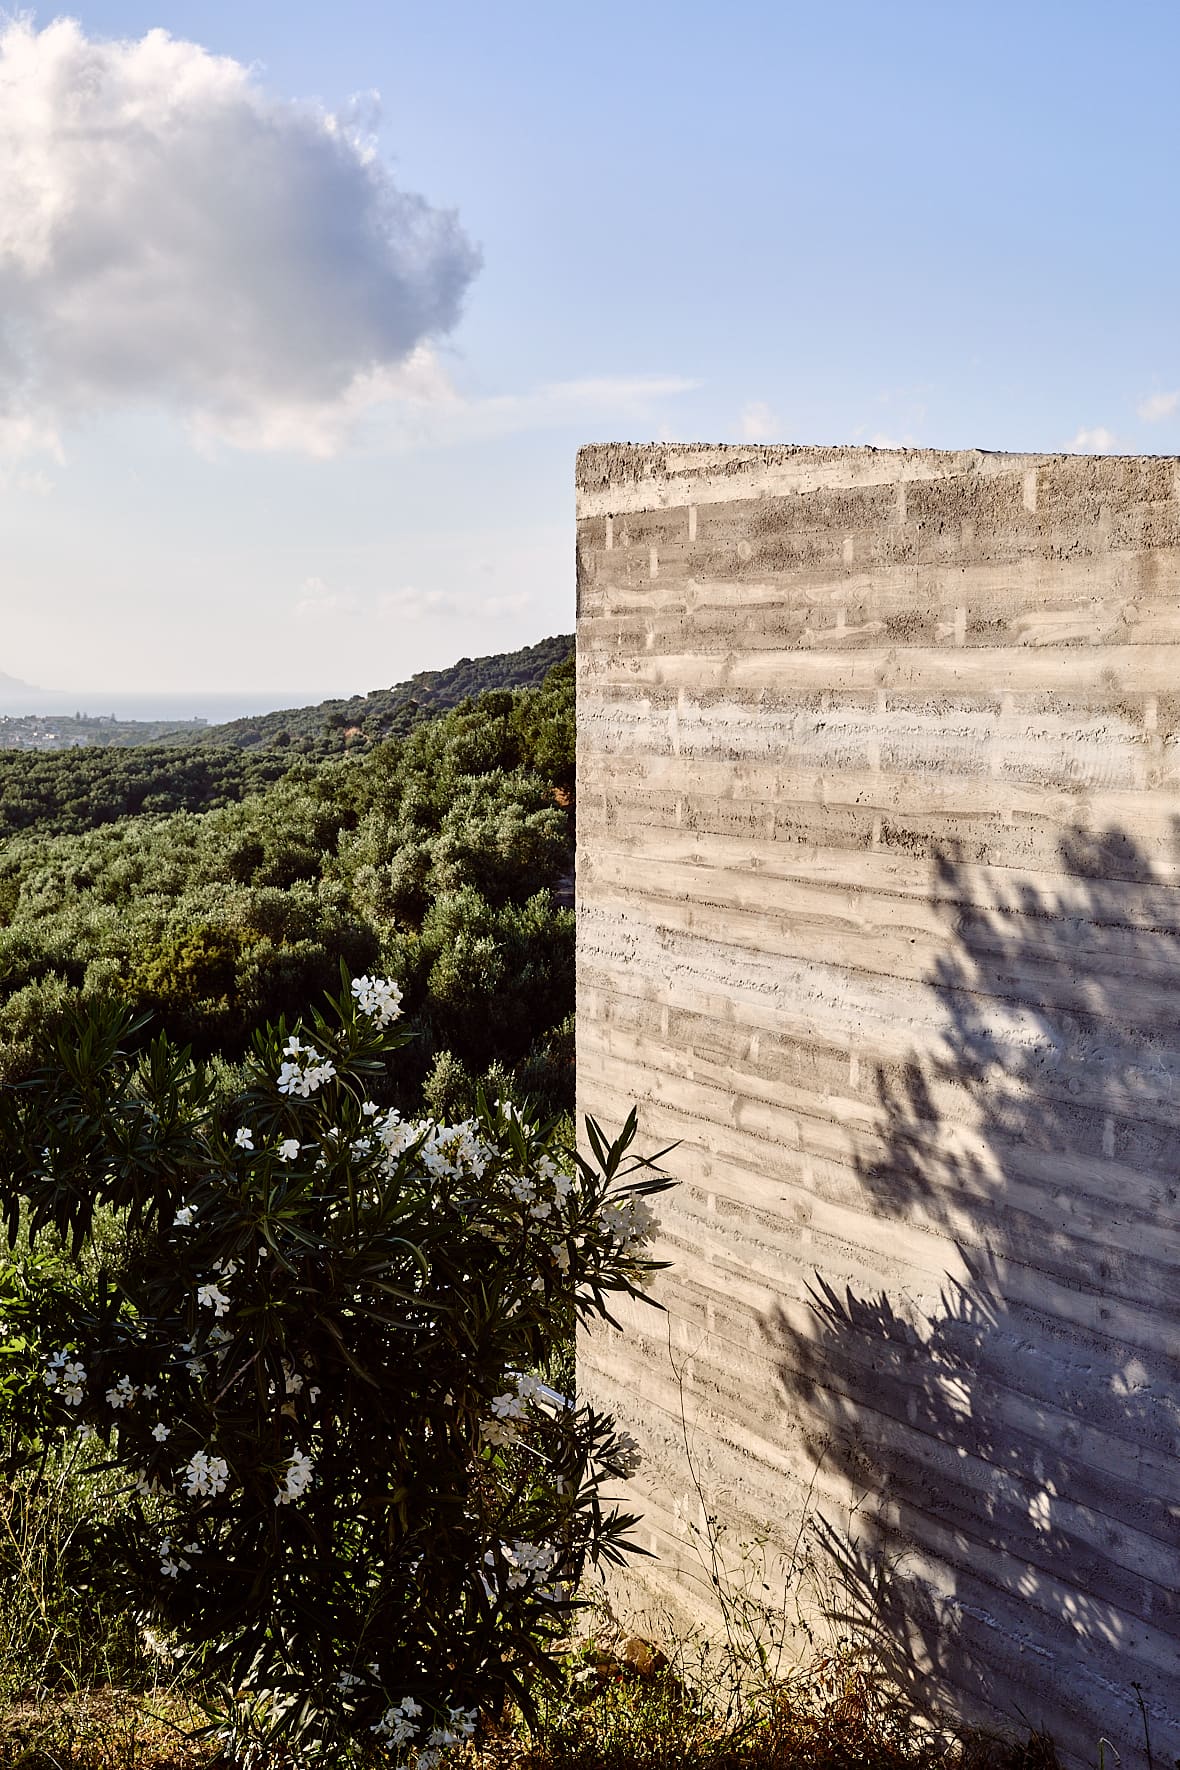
[0,971,669,1768]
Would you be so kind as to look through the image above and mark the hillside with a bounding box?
[0,648,576,1120]
[181,632,574,753]
[0,635,574,840]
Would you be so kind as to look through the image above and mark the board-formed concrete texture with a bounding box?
[575,443,1180,1764]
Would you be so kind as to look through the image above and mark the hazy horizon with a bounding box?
[0,686,336,723]
[0,625,571,723]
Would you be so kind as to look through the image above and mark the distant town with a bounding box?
[0,711,209,751]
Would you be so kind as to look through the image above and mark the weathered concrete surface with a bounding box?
[575,443,1180,1764]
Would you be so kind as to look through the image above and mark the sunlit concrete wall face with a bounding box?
[575,443,1180,1765]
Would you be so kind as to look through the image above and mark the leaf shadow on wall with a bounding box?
[760,827,1180,1754]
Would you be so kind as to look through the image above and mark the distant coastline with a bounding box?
[0,688,330,723]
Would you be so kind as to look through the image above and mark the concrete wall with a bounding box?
[575,443,1180,1764]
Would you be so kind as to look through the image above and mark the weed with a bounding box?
[0,1686,215,1770]
[0,1443,154,1702]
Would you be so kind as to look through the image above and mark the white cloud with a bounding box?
[1067,426,1116,453]
[0,19,481,457]
[0,410,57,492]
[0,412,63,461]
[370,372,700,452]
[294,579,361,623]
[0,467,55,497]
[250,367,698,457]
[1137,390,1180,422]
[865,430,919,450]
[378,587,467,621]
[374,585,532,623]
[193,346,462,459]
[480,592,531,617]
[737,400,780,441]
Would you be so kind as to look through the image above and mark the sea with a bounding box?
[0,688,332,723]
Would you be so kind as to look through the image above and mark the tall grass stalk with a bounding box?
[0,1441,147,1700]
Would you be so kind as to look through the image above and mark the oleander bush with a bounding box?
[0,968,670,1768]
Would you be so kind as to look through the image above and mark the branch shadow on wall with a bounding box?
[761,825,1180,1756]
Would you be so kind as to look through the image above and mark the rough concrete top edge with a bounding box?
[574,440,1180,519]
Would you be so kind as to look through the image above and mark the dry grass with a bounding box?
[0,1651,1062,1770]
[460,1641,1060,1770]
[0,1687,222,1770]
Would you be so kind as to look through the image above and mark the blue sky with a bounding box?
[2,0,1178,711]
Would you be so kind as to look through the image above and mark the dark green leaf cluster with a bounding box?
[0,744,292,840]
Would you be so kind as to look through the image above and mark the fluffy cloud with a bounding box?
[0,19,481,456]
[377,586,530,621]
[737,400,781,441]
[399,373,700,449]
[864,431,919,450]
[294,580,362,623]
[1067,426,1116,453]
[480,591,531,617]
[378,587,467,621]
[1137,390,1179,423]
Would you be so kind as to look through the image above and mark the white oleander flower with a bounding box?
[183,1450,229,1498]
[234,1127,254,1151]
[276,1050,337,1097]
[158,1535,191,1578]
[275,1447,314,1505]
[489,1390,525,1421]
[60,1360,86,1406]
[600,1192,656,1252]
[106,1374,136,1410]
[350,973,403,1028]
[609,1429,643,1476]
[196,1283,231,1317]
[371,1695,422,1742]
[173,1204,196,1227]
[152,1421,170,1442]
[503,1538,559,1589]
[376,1109,421,1160]
[277,1138,300,1162]
[43,1349,68,1387]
